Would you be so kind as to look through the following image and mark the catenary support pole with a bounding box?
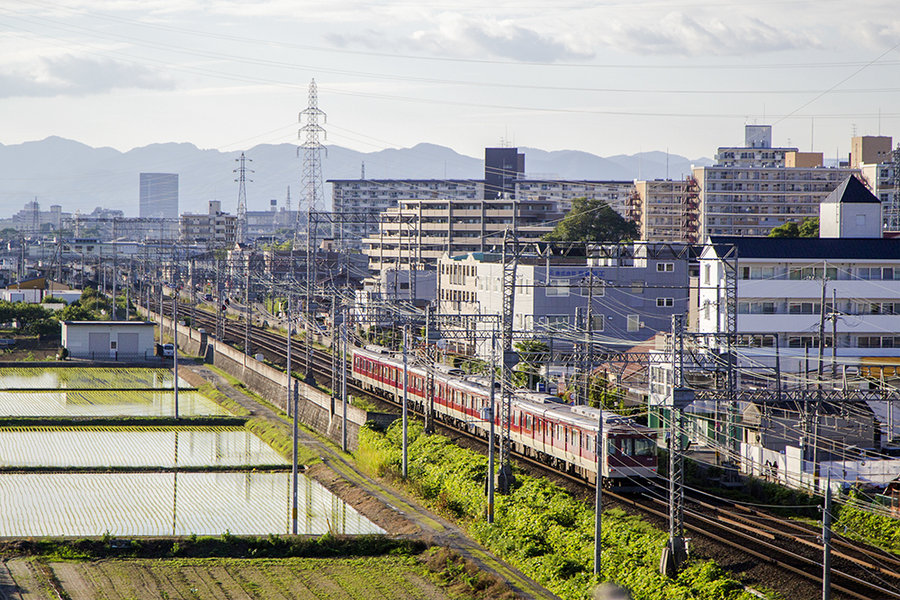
[173,294,179,419]
[341,307,349,453]
[487,329,496,523]
[594,408,603,576]
[402,323,409,479]
[823,473,832,600]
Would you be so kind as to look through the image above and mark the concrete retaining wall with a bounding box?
[142,305,395,450]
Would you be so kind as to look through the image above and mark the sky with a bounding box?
[1,0,899,162]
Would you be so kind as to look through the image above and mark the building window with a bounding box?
[627,315,640,332]
[546,279,569,297]
[591,315,605,332]
[657,262,674,273]
[545,315,569,330]
[656,298,674,308]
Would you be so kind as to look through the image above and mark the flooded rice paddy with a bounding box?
[0,390,228,417]
[0,367,382,537]
[0,427,287,468]
[0,367,184,390]
[0,472,383,536]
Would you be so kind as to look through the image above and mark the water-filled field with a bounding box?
[0,427,286,468]
[0,367,185,390]
[0,390,228,417]
[0,472,382,536]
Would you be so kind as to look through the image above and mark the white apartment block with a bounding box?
[363,198,563,273]
[513,180,634,217]
[694,164,859,237]
[329,179,482,248]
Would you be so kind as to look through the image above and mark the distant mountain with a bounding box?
[0,137,711,217]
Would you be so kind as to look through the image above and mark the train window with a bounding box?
[525,415,533,430]
[634,438,656,457]
[585,436,592,452]
[607,440,617,456]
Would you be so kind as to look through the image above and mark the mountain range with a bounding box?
[0,137,712,217]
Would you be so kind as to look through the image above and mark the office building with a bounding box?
[139,173,179,219]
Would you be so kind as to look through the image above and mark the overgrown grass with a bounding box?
[833,499,900,554]
[358,422,765,600]
[196,382,251,417]
[245,418,319,466]
[0,532,422,561]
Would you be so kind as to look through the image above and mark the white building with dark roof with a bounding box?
[698,176,900,372]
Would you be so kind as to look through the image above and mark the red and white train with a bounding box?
[352,346,658,486]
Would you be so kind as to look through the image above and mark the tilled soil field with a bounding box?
[2,555,459,600]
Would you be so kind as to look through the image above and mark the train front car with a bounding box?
[602,416,658,489]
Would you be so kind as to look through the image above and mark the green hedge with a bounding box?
[358,422,763,600]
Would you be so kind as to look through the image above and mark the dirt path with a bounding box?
[184,364,558,600]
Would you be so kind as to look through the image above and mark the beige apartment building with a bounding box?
[363,198,563,272]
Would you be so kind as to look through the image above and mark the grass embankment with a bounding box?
[0,535,513,600]
[358,422,768,600]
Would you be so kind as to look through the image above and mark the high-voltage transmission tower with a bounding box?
[298,78,327,237]
[298,79,327,384]
[234,152,253,243]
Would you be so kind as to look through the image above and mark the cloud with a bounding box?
[601,12,820,56]
[853,19,900,50]
[328,13,593,62]
[0,55,174,98]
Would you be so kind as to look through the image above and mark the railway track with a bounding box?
[153,299,900,599]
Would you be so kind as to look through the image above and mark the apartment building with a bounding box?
[694,162,859,237]
[698,176,900,372]
[513,179,634,217]
[632,179,699,243]
[436,243,690,359]
[330,179,481,247]
[363,198,563,273]
[180,201,238,249]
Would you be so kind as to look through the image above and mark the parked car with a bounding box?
[162,343,175,357]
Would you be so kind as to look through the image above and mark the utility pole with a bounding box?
[402,323,409,479]
[822,473,832,600]
[244,254,251,360]
[487,329,496,524]
[173,293,179,420]
[111,220,117,320]
[342,307,349,453]
[594,406,603,576]
[125,260,131,321]
[289,289,298,535]
[498,229,519,494]
[424,304,434,433]
[662,313,688,576]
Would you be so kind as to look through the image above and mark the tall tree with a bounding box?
[768,217,818,238]
[543,197,639,242]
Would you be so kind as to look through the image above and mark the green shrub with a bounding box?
[358,422,758,600]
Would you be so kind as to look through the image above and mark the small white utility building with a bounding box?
[61,321,156,360]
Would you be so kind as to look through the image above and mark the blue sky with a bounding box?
[0,0,898,160]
